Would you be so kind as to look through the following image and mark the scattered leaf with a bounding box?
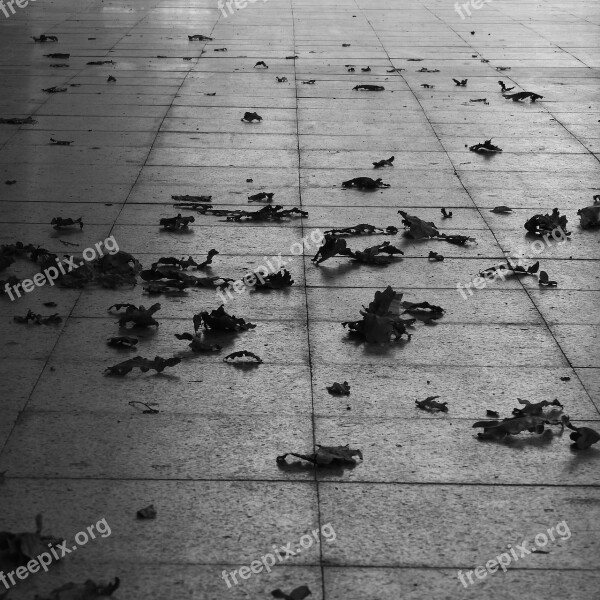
[491,206,512,214]
[50,138,73,145]
[108,303,161,328]
[35,578,120,600]
[195,305,256,332]
[276,76,288,82]
[416,395,448,412]
[504,91,543,102]
[188,34,213,40]
[524,208,569,236]
[0,515,63,567]
[327,381,350,395]
[324,224,398,237]
[51,216,82,229]
[14,310,62,325]
[254,61,268,68]
[469,139,502,153]
[32,34,58,42]
[428,251,444,261]
[248,191,274,202]
[105,356,180,376]
[42,86,67,94]
[107,336,138,349]
[254,268,294,289]
[562,416,600,450]
[453,78,467,86]
[577,195,600,229]
[241,111,262,122]
[498,80,515,92]
[271,585,312,600]
[175,332,222,352]
[373,156,394,168]
[223,350,263,363]
[160,213,194,231]
[342,177,389,189]
[352,84,384,91]
[172,194,212,203]
[538,270,557,287]
[0,116,37,125]
[86,60,114,65]
[44,53,69,58]
[441,208,452,218]
[277,445,362,466]
[136,504,157,519]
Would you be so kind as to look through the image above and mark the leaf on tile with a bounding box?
[342,286,412,343]
[415,395,448,412]
[491,206,513,214]
[32,34,58,42]
[277,445,362,467]
[373,156,394,168]
[342,177,389,189]
[272,586,312,600]
[473,415,546,440]
[562,417,600,450]
[106,336,138,349]
[248,191,274,202]
[108,303,161,327]
[361,66,371,72]
[13,310,62,325]
[498,81,514,92]
[301,80,316,84]
[223,350,263,363]
[441,208,452,218]
[172,194,212,203]
[136,504,157,519]
[195,305,256,332]
[276,76,288,82]
[51,216,82,228]
[175,332,222,352]
[453,78,468,86]
[428,250,444,261]
[254,268,294,289]
[524,208,569,236]
[538,270,557,287]
[49,138,74,145]
[253,61,268,68]
[86,60,115,65]
[159,213,195,231]
[152,250,219,270]
[327,381,350,395]
[44,53,69,58]
[188,34,213,40]
[35,577,120,599]
[503,91,543,102]
[106,356,180,376]
[469,139,502,153]
[577,196,600,229]
[107,75,116,82]
[417,67,439,72]
[241,111,262,122]
[324,224,398,237]
[0,515,63,567]
[352,84,384,91]
[398,211,439,238]
[42,86,67,93]
[0,116,37,124]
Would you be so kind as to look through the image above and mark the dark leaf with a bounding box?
[223,350,263,363]
[106,336,138,349]
[324,224,398,237]
[428,251,444,261]
[277,445,362,467]
[538,270,557,287]
[195,305,256,332]
[469,139,502,153]
[352,84,384,91]
[327,381,350,395]
[136,504,157,519]
[14,310,62,325]
[253,61,268,68]
[172,194,212,203]
[491,206,513,214]
[35,577,120,599]
[416,396,448,412]
[577,196,600,229]
[0,116,37,124]
[342,177,389,189]
[175,332,222,352]
[241,112,262,122]
[32,35,58,42]
[503,91,543,102]
[373,156,394,168]
[254,268,294,289]
[453,78,468,86]
[159,213,194,231]
[248,191,274,202]
[105,356,180,376]
[108,303,161,328]
[524,208,569,236]
[441,208,452,218]
[188,34,213,40]
[562,417,600,450]
[498,81,515,92]
[51,216,82,228]
[271,586,312,600]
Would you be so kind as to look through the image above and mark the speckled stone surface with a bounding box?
[0,0,599,598]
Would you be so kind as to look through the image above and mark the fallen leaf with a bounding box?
[327,381,350,395]
[105,356,180,376]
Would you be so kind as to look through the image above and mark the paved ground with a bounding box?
[0,0,599,598]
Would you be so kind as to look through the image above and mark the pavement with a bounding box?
[0,0,599,598]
